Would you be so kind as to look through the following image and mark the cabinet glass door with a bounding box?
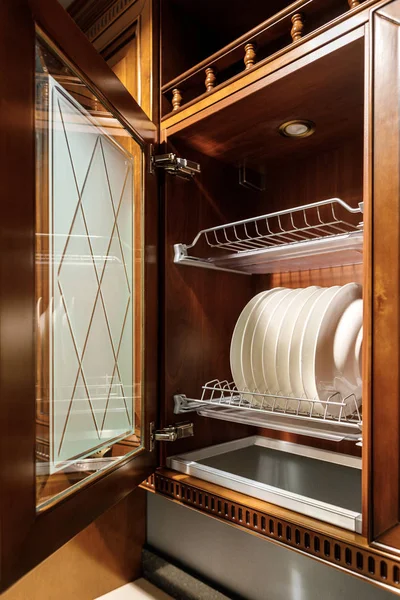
[35,34,147,508]
[0,0,157,588]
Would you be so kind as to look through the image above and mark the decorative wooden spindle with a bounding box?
[244,43,256,70]
[205,67,217,92]
[348,0,360,7]
[172,88,182,111]
[291,13,304,42]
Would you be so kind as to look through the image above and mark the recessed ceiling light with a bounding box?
[279,119,316,138]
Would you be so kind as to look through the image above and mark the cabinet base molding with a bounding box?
[141,470,400,595]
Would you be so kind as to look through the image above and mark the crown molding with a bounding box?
[67,0,140,41]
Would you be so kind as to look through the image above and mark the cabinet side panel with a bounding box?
[371,3,400,540]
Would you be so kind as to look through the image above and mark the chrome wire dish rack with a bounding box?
[174,379,362,442]
[174,198,363,275]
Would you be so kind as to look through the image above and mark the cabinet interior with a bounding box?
[161,32,365,464]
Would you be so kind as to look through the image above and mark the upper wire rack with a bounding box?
[174,198,363,274]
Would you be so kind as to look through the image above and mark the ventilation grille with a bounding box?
[141,472,400,593]
[142,473,155,490]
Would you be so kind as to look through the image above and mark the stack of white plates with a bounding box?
[230,283,362,418]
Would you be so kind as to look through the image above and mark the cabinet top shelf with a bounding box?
[161,0,370,120]
[174,198,364,275]
[162,0,317,93]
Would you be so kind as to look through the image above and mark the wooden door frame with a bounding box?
[368,0,400,553]
[0,0,158,589]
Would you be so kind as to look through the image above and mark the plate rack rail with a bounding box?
[174,379,362,442]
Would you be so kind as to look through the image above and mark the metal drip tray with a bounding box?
[167,436,362,532]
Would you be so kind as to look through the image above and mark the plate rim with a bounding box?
[301,282,362,414]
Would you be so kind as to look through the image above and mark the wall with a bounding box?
[2,489,146,600]
[147,493,396,600]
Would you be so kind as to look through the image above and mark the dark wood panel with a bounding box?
[161,143,264,459]
[257,133,363,214]
[2,489,146,600]
[0,0,37,584]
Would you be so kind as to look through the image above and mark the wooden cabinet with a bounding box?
[2,0,400,595]
[150,0,400,593]
[0,0,158,590]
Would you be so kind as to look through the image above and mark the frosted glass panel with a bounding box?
[49,77,135,470]
[35,37,144,507]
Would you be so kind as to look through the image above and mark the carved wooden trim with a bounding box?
[348,0,361,7]
[205,67,217,92]
[161,1,376,124]
[88,0,137,41]
[68,0,113,31]
[145,470,400,594]
[244,43,256,70]
[291,13,305,41]
[172,88,183,111]
[141,473,155,490]
[69,0,143,42]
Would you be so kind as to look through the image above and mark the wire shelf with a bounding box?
[174,379,362,442]
[174,198,363,275]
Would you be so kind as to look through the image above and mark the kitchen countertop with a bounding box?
[96,579,173,600]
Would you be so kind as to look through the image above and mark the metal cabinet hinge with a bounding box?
[150,421,194,451]
[174,394,204,413]
[151,153,201,179]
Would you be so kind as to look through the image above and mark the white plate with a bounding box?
[275,286,320,399]
[230,289,283,398]
[248,289,296,407]
[288,288,328,405]
[354,326,363,383]
[333,298,363,387]
[301,282,362,417]
[248,289,292,403]
[259,289,302,408]
[242,288,290,403]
